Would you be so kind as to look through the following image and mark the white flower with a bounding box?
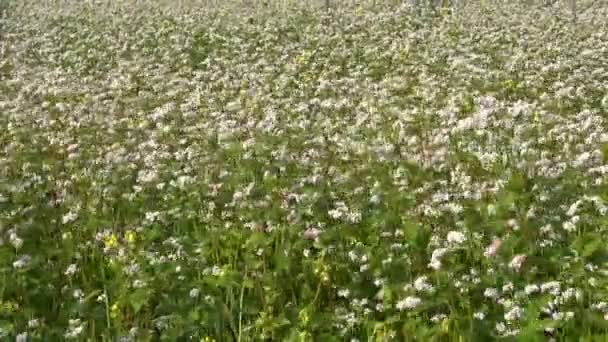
[16,332,28,342]
[473,312,486,320]
[484,239,503,257]
[429,247,449,270]
[62,211,78,224]
[573,152,591,168]
[189,288,200,298]
[396,296,422,310]
[507,219,519,231]
[566,200,582,216]
[540,224,553,234]
[347,211,362,224]
[328,208,343,220]
[498,298,513,308]
[563,220,577,232]
[504,306,524,321]
[132,280,146,288]
[524,284,539,295]
[509,254,527,271]
[28,319,40,328]
[484,287,499,299]
[428,259,442,270]
[72,289,84,299]
[13,255,31,269]
[502,282,514,293]
[64,325,84,339]
[592,302,608,311]
[303,227,321,240]
[541,281,561,295]
[175,175,194,189]
[431,314,447,323]
[9,233,23,250]
[338,289,350,298]
[65,264,78,276]
[589,277,598,287]
[414,276,434,293]
[65,319,84,339]
[225,101,241,112]
[526,207,536,219]
[561,288,582,302]
[446,231,466,245]
[96,293,107,303]
[375,289,384,301]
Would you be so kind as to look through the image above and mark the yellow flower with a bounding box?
[105,234,118,249]
[298,309,310,325]
[110,303,120,319]
[125,231,136,245]
[0,301,19,314]
[440,317,450,333]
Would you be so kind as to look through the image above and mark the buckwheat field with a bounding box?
[1,0,608,340]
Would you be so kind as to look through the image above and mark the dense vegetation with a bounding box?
[1,1,608,340]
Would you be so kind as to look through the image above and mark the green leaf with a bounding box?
[572,233,604,259]
[583,239,603,258]
[0,320,13,336]
[506,172,527,193]
[382,287,393,304]
[129,288,151,313]
[82,289,102,303]
[601,143,608,163]
[402,220,419,243]
[188,310,200,321]
[242,278,255,289]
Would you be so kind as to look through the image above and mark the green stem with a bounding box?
[237,266,248,342]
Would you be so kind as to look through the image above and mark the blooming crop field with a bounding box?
[1,0,608,340]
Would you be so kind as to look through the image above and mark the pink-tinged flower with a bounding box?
[484,239,503,257]
[303,227,322,240]
[509,254,527,271]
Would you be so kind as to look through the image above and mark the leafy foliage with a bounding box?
[0,0,608,340]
